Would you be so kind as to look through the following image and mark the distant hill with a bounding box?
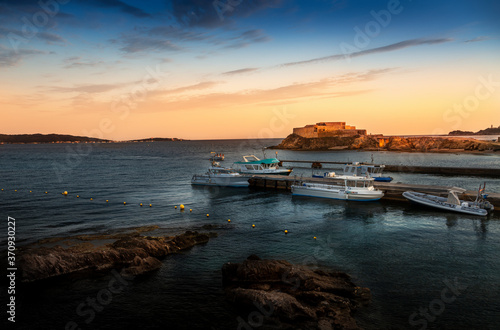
[125,137,185,142]
[0,134,186,144]
[0,134,112,144]
[449,125,500,136]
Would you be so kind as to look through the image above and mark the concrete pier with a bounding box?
[280,160,500,177]
[248,175,500,208]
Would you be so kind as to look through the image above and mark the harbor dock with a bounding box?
[248,175,500,208]
[279,160,500,177]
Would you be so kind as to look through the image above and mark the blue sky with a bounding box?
[1,0,499,139]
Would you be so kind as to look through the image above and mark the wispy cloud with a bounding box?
[63,56,105,69]
[89,0,151,18]
[0,45,44,67]
[155,81,222,96]
[224,29,271,49]
[169,0,282,28]
[222,67,259,75]
[464,36,490,43]
[116,35,182,53]
[146,68,394,111]
[38,32,66,45]
[0,27,65,45]
[282,38,454,67]
[47,83,127,94]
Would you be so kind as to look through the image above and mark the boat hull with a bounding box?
[191,175,249,187]
[373,177,393,182]
[291,185,383,201]
[402,191,489,216]
[239,169,292,176]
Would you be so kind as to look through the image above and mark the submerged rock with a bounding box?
[18,228,216,282]
[222,256,371,329]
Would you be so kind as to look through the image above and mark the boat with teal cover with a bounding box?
[233,155,292,175]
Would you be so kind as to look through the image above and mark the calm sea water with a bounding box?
[1,140,500,330]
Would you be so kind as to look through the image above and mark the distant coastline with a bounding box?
[0,133,185,144]
[448,126,500,136]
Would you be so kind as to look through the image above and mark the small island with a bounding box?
[270,122,500,153]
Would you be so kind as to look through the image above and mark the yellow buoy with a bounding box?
[175,206,177,209]
[30,190,32,193]
[206,214,209,217]
[45,191,48,194]
[252,224,255,228]
[228,219,231,222]
[189,209,192,212]
[90,198,93,201]
[106,200,109,203]
[314,237,317,240]
[124,202,127,205]
[149,204,152,207]
[77,195,80,198]
[284,230,288,234]
[63,191,68,196]
[15,190,17,192]
[180,204,185,210]
[140,203,143,207]
[1,189,3,191]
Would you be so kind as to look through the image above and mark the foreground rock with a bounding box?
[222,256,370,330]
[270,133,500,152]
[18,226,216,282]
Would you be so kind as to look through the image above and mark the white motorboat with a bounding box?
[343,162,393,182]
[402,186,494,216]
[233,155,292,176]
[191,163,249,187]
[292,176,384,201]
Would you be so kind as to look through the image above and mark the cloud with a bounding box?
[224,28,271,49]
[116,35,182,53]
[154,81,221,96]
[47,83,127,94]
[146,68,394,111]
[38,32,66,44]
[0,45,44,67]
[464,36,490,43]
[0,27,65,45]
[148,25,211,42]
[169,0,282,28]
[63,56,105,69]
[222,67,259,75]
[282,38,454,67]
[89,0,151,18]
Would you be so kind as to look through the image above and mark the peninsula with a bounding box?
[0,134,184,144]
[270,122,500,153]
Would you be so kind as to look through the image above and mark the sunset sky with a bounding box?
[1,0,499,140]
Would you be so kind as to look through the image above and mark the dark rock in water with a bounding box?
[18,228,216,282]
[222,256,370,329]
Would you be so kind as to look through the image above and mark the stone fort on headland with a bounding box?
[293,122,367,138]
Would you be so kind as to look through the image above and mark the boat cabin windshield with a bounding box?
[345,179,373,188]
[209,168,236,174]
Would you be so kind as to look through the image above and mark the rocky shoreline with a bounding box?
[269,134,500,153]
[223,255,370,330]
[17,225,216,282]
